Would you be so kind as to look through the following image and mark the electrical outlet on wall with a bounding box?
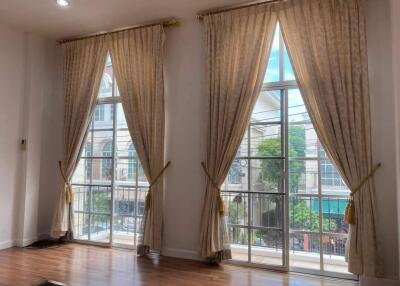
[21,139,27,151]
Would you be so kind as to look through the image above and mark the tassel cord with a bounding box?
[58,161,73,205]
[344,163,381,225]
[201,162,225,215]
[145,161,171,211]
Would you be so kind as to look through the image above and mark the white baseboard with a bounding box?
[0,236,39,250]
[0,240,14,250]
[162,247,205,261]
[14,237,38,247]
[361,276,400,286]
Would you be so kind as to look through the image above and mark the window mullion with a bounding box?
[110,71,118,247]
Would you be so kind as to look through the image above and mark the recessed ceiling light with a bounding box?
[56,0,70,7]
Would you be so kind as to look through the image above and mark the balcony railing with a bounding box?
[72,185,148,245]
[221,189,350,273]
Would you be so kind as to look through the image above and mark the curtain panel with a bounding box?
[200,6,277,260]
[109,25,166,254]
[51,36,108,238]
[277,0,383,277]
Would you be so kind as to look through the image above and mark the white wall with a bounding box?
[391,0,400,280]
[0,24,26,249]
[0,23,58,248]
[163,18,207,258]
[18,34,59,246]
[367,0,399,280]
[37,47,63,237]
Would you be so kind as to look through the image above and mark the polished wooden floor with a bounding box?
[0,243,358,286]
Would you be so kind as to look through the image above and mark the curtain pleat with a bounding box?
[108,25,166,253]
[200,6,277,260]
[51,36,108,238]
[277,0,383,276]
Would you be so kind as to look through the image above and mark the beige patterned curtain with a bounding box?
[51,36,108,238]
[277,0,383,277]
[200,6,277,260]
[109,25,166,254]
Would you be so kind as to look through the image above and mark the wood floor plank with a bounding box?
[0,243,358,286]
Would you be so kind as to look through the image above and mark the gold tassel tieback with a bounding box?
[344,194,355,225]
[201,162,225,216]
[344,163,381,225]
[216,189,225,216]
[145,191,152,210]
[58,160,73,205]
[144,161,171,211]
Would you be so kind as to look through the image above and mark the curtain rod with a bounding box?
[197,0,283,20]
[58,17,180,44]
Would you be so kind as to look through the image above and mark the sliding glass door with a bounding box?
[222,24,354,278]
[71,56,148,248]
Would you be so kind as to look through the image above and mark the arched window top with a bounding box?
[102,142,112,153]
[101,73,113,90]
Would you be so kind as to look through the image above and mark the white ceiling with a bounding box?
[0,0,246,40]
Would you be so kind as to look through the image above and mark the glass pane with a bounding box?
[91,158,112,185]
[83,131,92,155]
[116,129,134,157]
[91,186,112,214]
[251,194,283,228]
[237,132,249,157]
[323,234,349,273]
[116,103,128,129]
[321,196,349,234]
[71,158,91,185]
[251,229,283,266]
[289,160,318,194]
[250,124,282,157]
[223,192,248,226]
[98,55,113,98]
[250,159,284,193]
[116,159,137,185]
[289,195,320,232]
[289,232,321,270]
[114,187,135,216]
[320,158,349,196]
[288,89,310,123]
[264,24,280,83]
[288,123,318,158]
[99,74,113,98]
[113,186,136,246]
[228,226,249,262]
[93,104,114,129]
[251,90,281,123]
[74,212,89,240]
[72,185,90,213]
[92,130,113,157]
[113,216,135,246]
[284,45,295,81]
[138,163,149,187]
[222,159,248,191]
[90,214,110,243]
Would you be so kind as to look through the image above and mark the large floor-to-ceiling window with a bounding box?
[71,56,148,248]
[222,24,353,278]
